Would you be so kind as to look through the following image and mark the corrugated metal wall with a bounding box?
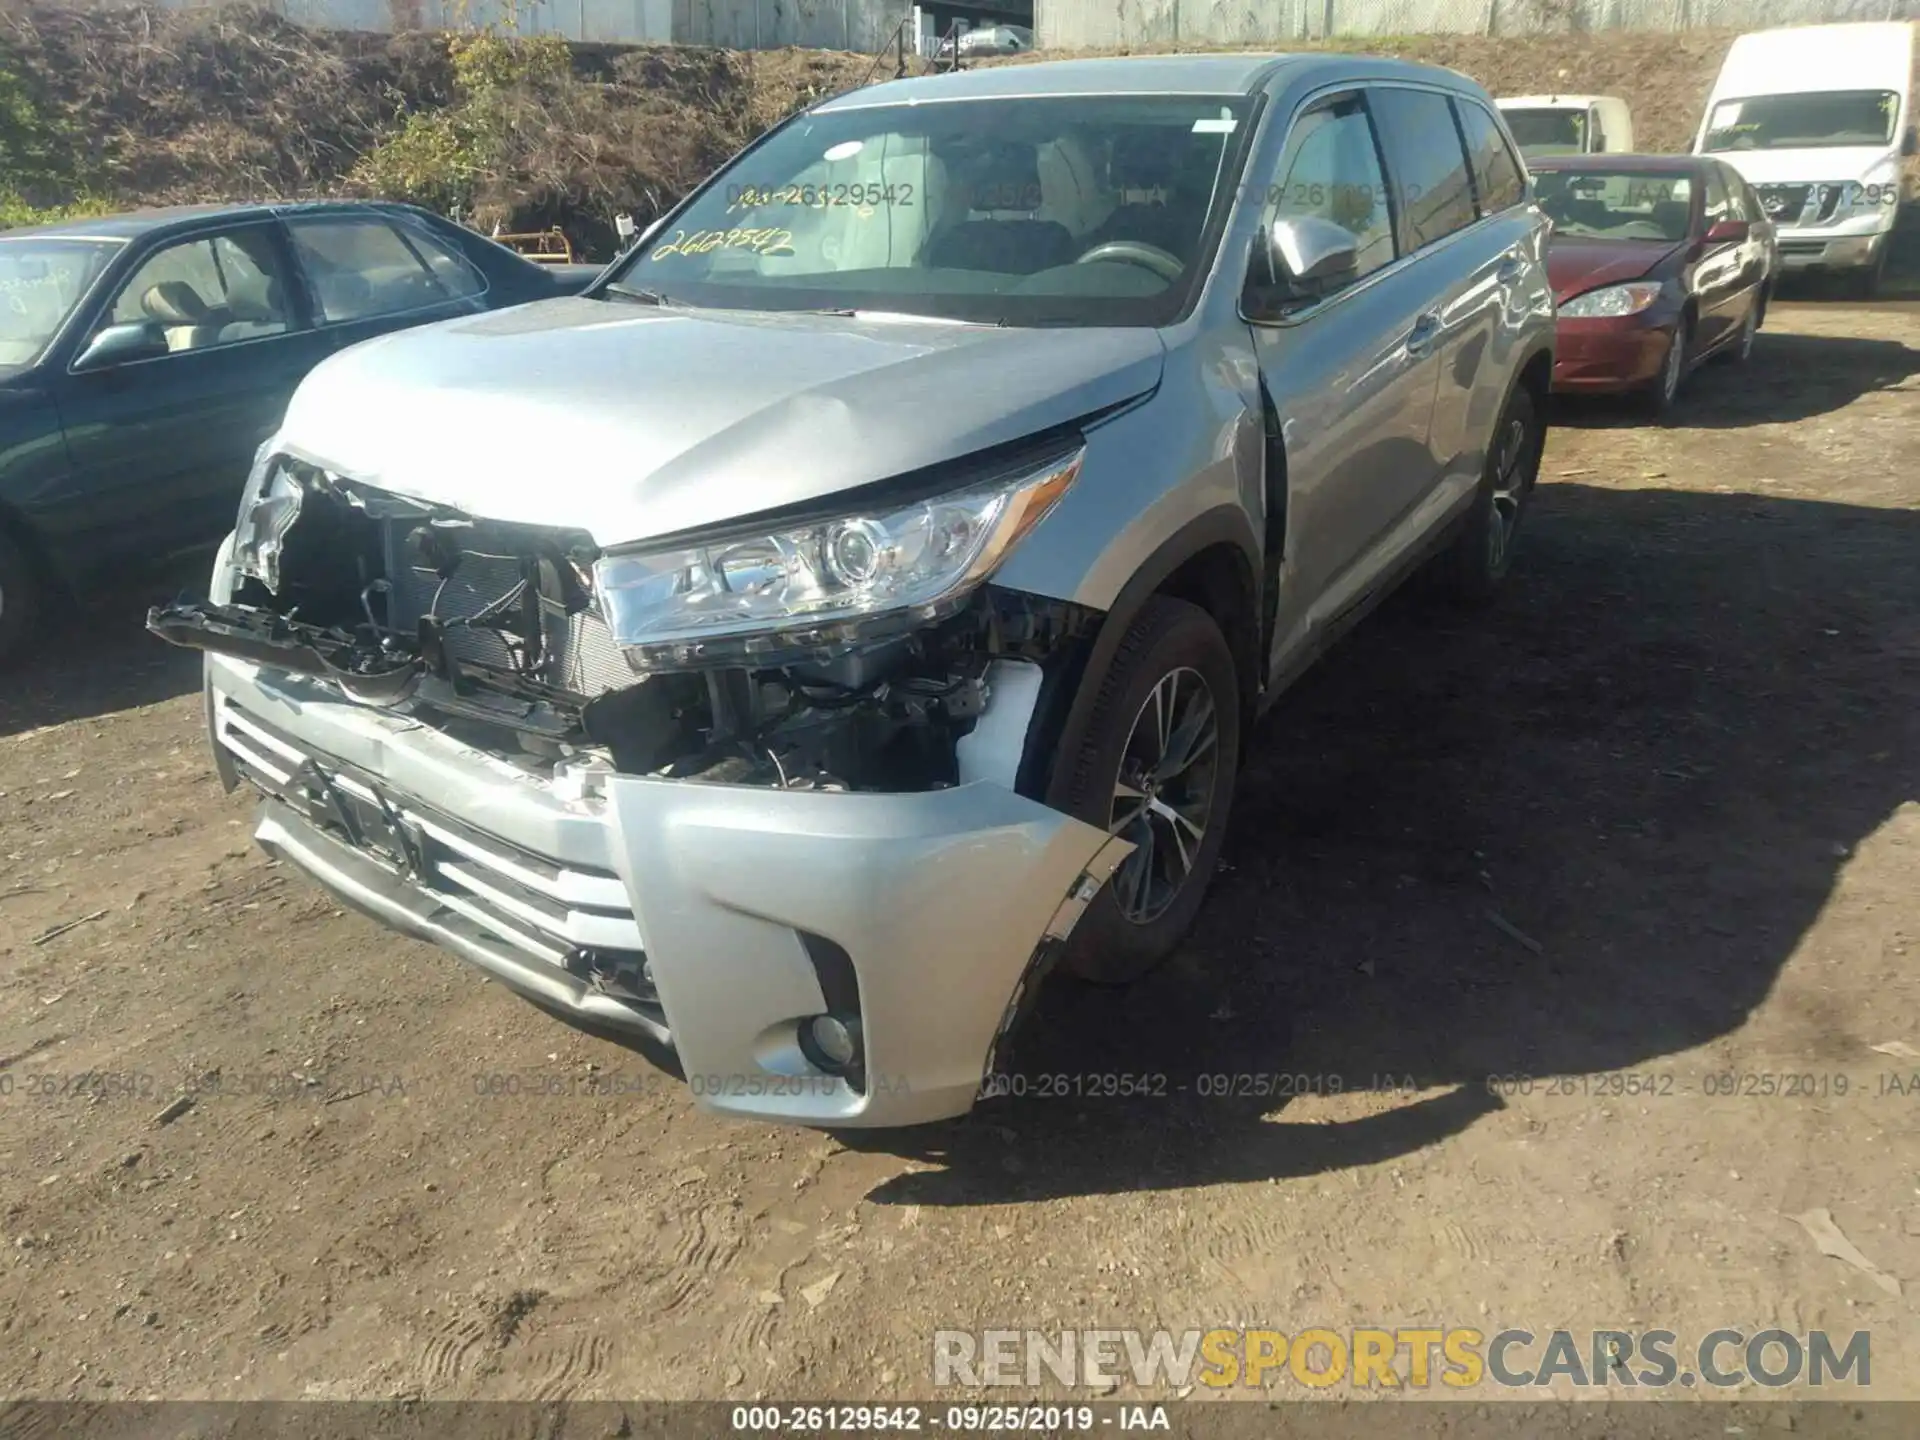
[671,0,898,49]
[146,0,899,47]
[1037,0,1919,46]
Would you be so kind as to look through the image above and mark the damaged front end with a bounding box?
[153,446,1097,793]
[160,443,1129,1125]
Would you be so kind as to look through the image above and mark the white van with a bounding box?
[1694,21,1916,296]
[1496,95,1635,159]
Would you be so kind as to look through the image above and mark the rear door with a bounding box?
[281,211,493,356]
[1368,85,1513,519]
[54,220,327,562]
[1244,88,1437,660]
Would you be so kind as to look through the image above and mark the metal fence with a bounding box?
[147,0,899,47]
[1035,0,1919,47]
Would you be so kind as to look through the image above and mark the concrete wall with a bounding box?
[1036,0,1919,45]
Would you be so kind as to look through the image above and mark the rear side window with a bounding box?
[1454,101,1527,215]
[1703,167,1735,226]
[286,216,483,324]
[1369,87,1479,249]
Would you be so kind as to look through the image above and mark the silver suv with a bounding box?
[154,54,1553,1127]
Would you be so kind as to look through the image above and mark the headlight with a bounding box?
[1558,282,1664,319]
[594,445,1083,668]
[233,451,305,594]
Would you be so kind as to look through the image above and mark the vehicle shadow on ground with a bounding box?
[0,558,208,739]
[1551,329,1920,431]
[847,482,1920,1205]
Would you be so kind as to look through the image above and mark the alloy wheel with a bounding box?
[1486,413,1531,574]
[1106,666,1220,925]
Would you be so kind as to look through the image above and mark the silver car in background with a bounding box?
[153,54,1554,1127]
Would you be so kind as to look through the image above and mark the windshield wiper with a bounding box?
[601,283,685,307]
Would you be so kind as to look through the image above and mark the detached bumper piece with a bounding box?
[150,601,420,704]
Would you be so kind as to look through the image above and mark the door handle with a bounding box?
[1405,312,1441,357]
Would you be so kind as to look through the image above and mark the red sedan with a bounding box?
[1531,154,1780,414]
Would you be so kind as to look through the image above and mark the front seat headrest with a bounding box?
[141,281,210,327]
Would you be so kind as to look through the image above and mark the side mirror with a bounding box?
[1257,215,1361,311]
[73,320,169,372]
[1703,218,1750,245]
[1903,126,1918,158]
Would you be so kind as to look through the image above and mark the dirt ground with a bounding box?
[1,289,1916,1405]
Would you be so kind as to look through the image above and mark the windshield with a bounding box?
[1703,91,1899,151]
[1504,108,1588,157]
[603,93,1257,326]
[0,237,120,369]
[1534,170,1695,242]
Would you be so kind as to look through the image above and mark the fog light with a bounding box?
[800,1014,863,1074]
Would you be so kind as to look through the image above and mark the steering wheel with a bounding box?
[1073,241,1185,282]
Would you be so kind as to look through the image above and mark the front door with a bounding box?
[1246,89,1443,670]
[55,221,327,563]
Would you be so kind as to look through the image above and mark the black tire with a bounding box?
[1054,596,1240,986]
[1432,382,1544,605]
[0,527,38,668]
[1642,317,1689,417]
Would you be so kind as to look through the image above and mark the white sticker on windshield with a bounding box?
[823,140,865,162]
[1192,117,1238,134]
[1710,102,1742,128]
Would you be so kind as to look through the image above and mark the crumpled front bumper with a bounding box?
[202,653,1127,1127]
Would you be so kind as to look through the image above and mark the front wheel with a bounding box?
[1055,596,1240,985]
[1846,242,1889,301]
[1643,318,1689,417]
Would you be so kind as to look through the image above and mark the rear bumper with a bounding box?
[204,653,1128,1128]
[1550,314,1673,393]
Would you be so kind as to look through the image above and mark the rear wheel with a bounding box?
[1433,383,1543,605]
[0,528,38,668]
[1722,297,1761,364]
[1056,596,1240,986]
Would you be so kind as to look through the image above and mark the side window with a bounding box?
[102,227,298,353]
[1588,105,1608,153]
[1369,87,1480,250]
[1252,92,1397,303]
[1703,167,1735,225]
[1731,170,1762,223]
[1454,101,1527,215]
[286,216,477,324]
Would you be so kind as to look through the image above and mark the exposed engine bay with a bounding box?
[150,462,1098,794]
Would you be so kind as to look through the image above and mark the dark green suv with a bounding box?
[0,200,599,664]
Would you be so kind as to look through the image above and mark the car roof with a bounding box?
[1526,153,1715,173]
[0,199,425,243]
[815,51,1480,109]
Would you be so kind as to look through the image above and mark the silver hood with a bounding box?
[276,297,1166,548]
